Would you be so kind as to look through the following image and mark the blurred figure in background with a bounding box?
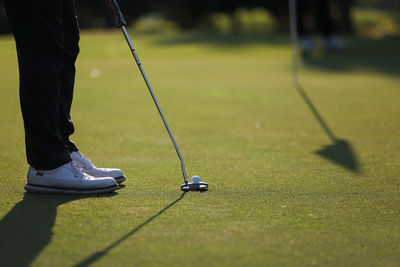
[297,0,346,51]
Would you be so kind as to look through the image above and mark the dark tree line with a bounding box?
[76,0,353,33]
[0,0,398,34]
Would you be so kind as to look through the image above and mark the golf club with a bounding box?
[105,0,208,191]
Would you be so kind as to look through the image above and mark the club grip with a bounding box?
[105,0,127,28]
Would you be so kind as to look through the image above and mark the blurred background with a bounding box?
[0,0,399,38]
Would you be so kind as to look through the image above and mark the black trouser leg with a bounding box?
[297,0,333,37]
[297,0,309,37]
[316,0,333,37]
[4,0,78,170]
[60,0,79,153]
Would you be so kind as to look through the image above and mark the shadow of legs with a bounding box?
[0,193,117,267]
[315,138,359,172]
[295,84,360,172]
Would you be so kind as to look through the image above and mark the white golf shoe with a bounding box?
[25,162,118,194]
[71,151,126,184]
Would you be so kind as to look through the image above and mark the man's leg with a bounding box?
[5,0,118,193]
[296,0,314,51]
[296,0,308,37]
[59,0,79,153]
[58,1,126,184]
[316,0,346,50]
[316,0,333,37]
[4,0,72,170]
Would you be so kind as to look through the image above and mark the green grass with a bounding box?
[0,31,400,266]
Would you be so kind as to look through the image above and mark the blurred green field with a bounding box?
[0,31,399,266]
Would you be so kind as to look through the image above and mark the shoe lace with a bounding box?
[77,152,94,170]
[71,161,89,179]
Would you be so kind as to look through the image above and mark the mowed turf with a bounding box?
[0,31,399,266]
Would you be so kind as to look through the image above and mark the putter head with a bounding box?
[180,182,208,192]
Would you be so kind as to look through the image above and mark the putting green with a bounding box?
[0,31,399,266]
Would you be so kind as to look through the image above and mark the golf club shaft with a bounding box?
[120,26,188,184]
[289,0,299,87]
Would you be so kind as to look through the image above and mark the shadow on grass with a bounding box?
[300,37,400,77]
[295,84,359,172]
[155,32,400,77]
[74,191,187,267]
[0,192,117,267]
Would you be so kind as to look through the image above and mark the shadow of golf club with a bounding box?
[0,192,117,267]
[74,191,187,267]
[295,84,359,172]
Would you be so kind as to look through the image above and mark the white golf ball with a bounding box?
[190,175,202,184]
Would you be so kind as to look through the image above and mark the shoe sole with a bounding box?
[115,176,126,184]
[24,183,119,194]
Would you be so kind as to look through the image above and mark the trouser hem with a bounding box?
[29,155,72,171]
